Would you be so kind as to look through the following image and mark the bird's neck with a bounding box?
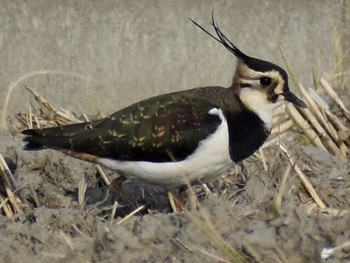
[225,107,270,162]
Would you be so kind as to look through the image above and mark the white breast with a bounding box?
[98,108,232,189]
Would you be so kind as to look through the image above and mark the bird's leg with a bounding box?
[111,175,127,190]
[110,175,134,208]
[173,185,187,211]
[237,162,249,186]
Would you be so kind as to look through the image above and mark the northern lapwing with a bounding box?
[22,17,306,193]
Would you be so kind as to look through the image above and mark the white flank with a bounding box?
[98,108,232,188]
[239,88,282,129]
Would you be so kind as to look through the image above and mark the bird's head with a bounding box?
[191,16,306,127]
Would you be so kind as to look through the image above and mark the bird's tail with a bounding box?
[22,122,91,150]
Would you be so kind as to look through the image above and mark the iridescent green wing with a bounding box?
[67,90,222,162]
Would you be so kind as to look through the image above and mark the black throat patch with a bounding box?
[225,108,270,162]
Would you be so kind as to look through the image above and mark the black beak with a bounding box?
[283,90,307,108]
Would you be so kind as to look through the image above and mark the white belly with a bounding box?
[98,108,232,188]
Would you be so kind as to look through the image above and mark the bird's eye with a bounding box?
[260,77,272,86]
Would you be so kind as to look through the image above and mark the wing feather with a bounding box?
[22,87,239,162]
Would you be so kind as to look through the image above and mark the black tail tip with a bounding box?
[22,129,36,136]
[23,141,45,150]
[22,129,45,150]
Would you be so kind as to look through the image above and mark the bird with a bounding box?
[22,16,306,191]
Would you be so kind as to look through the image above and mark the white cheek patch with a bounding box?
[239,88,282,128]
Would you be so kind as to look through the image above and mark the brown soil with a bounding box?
[0,130,349,263]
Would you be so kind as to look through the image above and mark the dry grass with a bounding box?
[0,153,28,217]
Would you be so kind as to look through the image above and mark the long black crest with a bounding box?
[190,14,250,61]
[191,14,292,78]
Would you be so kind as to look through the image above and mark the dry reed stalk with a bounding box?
[316,114,348,155]
[298,85,339,142]
[0,194,14,217]
[303,113,346,157]
[306,203,318,214]
[307,88,341,138]
[319,77,350,119]
[0,154,26,215]
[263,131,294,149]
[271,119,295,135]
[117,205,145,224]
[339,144,349,157]
[96,165,110,185]
[299,107,333,141]
[272,114,286,126]
[169,236,194,252]
[286,104,328,152]
[28,107,33,129]
[3,186,21,214]
[203,183,212,194]
[0,153,18,189]
[311,88,349,128]
[110,201,119,222]
[71,224,84,237]
[318,207,350,217]
[274,104,287,116]
[272,105,287,125]
[258,148,268,172]
[34,116,40,128]
[278,143,326,209]
[82,113,90,122]
[168,192,180,214]
[275,163,292,210]
[25,87,81,126]
[59,231,75,250]
[324,110,349,137]
[302,107,344,156]
[305,86,349,156]
[78,177,87,206]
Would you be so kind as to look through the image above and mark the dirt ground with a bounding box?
[0,127,349,263]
